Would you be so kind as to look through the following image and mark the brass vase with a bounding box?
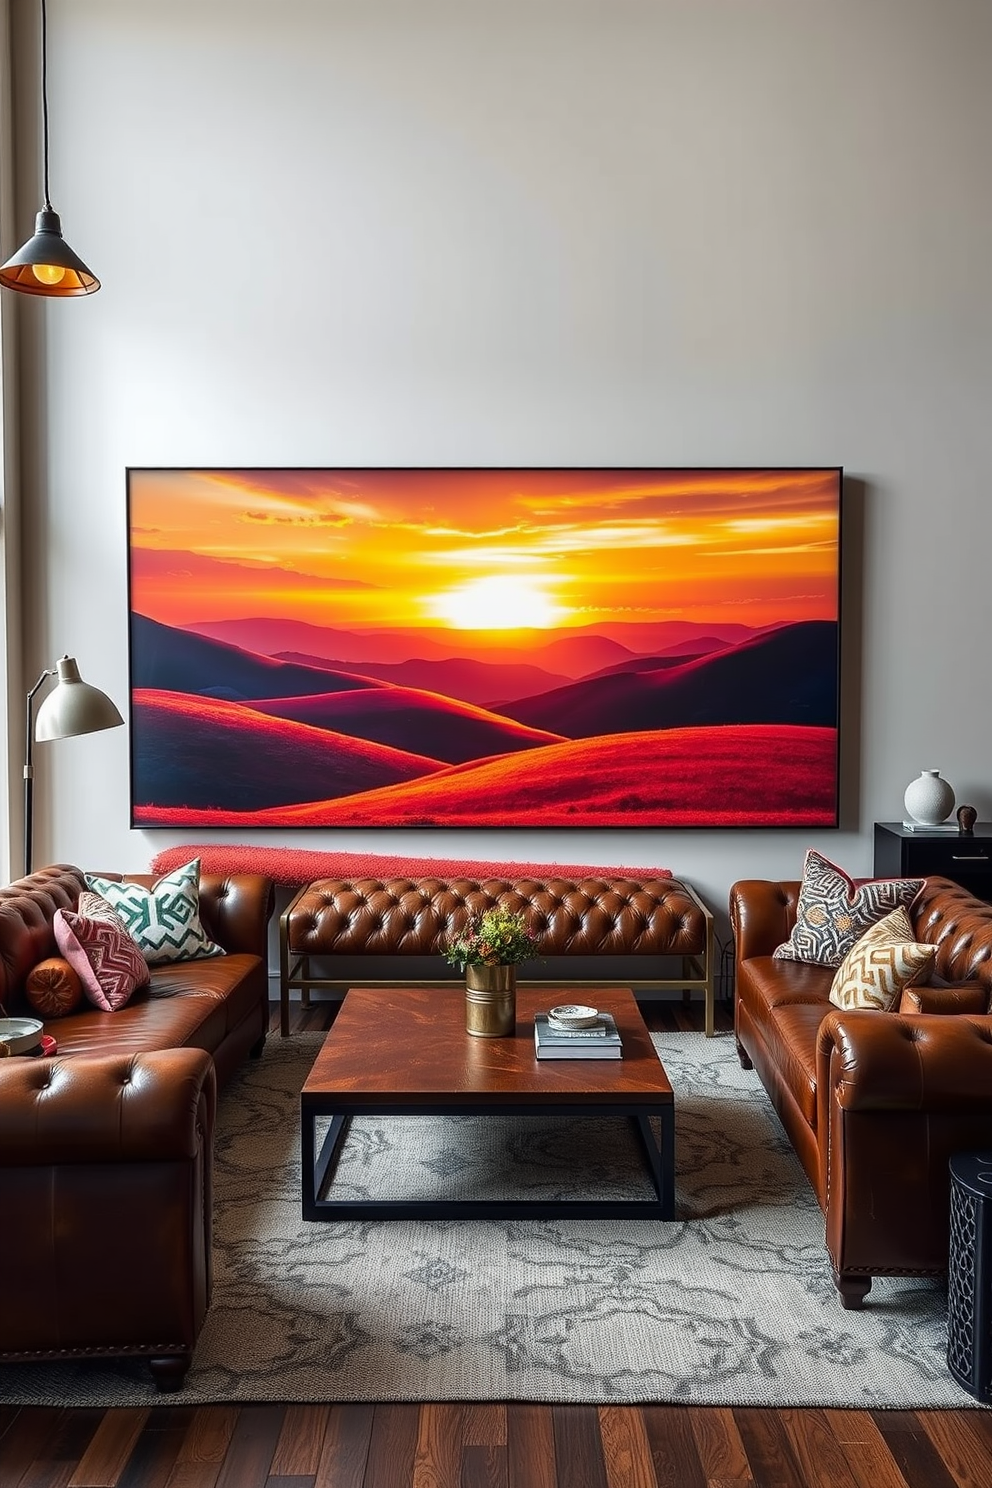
[464,963,517,1037]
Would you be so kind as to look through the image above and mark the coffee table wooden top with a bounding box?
[301,986,672,1109]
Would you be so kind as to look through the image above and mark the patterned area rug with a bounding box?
[0,1031,972,1408]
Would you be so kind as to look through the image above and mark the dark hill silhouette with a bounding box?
[188,617,633,676]
[501,621,838,735]
[247,685,566,763]
[183,615,761,676]
[586,652,709,680]
[585,637,733,679]
[139,722,835,827]
[185,616,463,666]
[131,689,443,811]
[272,651,572,708]
[527,633,636,676]
[131,613,379,700]
[561,619,759,653]
[655,634,734,658]
[585,635,732,678]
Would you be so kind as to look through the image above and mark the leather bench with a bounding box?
[279,872,715,1036]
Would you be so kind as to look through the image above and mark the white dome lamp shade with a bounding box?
[26,656,124,873]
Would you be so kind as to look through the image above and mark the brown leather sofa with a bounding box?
[731,873,992,1307]
[0,863,273,1391]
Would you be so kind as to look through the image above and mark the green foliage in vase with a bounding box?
[442,905,541,968]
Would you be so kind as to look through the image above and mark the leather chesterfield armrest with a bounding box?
[196,872,274,959]
[898,982,989,1015]
[816,1009,992,1118]
[0,1047,216,1166]
[729,879,802,962]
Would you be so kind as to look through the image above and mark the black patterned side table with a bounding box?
[947,1152,992,1400]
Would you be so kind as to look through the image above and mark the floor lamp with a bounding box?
[25,655,124,874]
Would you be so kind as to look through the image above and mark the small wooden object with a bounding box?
[957,804,978,834]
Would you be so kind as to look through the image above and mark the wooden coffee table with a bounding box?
[300,985,675,1221]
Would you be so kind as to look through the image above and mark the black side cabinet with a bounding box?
[874,822,992,903]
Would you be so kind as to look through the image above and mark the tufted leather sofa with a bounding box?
[0,863,273,1391]
[280,873,714,1035]
[731,873,992,1307]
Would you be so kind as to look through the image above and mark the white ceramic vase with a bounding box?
[903,769,955,825]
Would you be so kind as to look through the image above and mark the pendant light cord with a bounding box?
[40,0,51,210]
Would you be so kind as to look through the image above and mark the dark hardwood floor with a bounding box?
[1,994,987,1488]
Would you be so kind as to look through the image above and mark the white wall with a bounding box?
[9,0,992,914]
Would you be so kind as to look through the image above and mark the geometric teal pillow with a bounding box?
[85,858,224,965]
[772,848,925,970]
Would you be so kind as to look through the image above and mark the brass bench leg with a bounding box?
[279,911,291,1037]
[703,911,715,1036]
[680,885,716,1037]
[280,884,315,1038]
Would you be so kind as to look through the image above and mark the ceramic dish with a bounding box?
[0,1016,44,1057]
[548,1004,599,1030]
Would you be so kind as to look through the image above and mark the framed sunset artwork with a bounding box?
[126,467,842,829]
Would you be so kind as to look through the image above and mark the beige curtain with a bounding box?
[0,0,24,881]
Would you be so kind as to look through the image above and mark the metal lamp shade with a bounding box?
[34,657,124,741]
[0,209,100,297]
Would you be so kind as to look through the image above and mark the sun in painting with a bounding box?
[426,574,565,631]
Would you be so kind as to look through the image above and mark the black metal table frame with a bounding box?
[301,1096,675,1221]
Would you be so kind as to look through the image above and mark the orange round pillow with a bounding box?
[25,956,85,1018]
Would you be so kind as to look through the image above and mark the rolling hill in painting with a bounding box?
[129,612,840,827]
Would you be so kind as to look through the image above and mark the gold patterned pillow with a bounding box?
[828,906,936,1011]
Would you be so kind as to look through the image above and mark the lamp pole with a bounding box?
[23,665,55,876]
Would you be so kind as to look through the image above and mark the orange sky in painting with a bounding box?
[127,467,841,633]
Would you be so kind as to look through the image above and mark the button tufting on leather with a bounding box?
[285,873,706,979]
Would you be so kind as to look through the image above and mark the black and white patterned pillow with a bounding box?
[85,859,224,965]
[773,848,924,969]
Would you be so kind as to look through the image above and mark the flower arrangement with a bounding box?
[442,905,541,969]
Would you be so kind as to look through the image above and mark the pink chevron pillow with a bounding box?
[54,891,150,1011]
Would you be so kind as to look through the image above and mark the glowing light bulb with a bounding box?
[32,262,66,286]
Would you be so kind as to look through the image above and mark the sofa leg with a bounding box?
[832,1269,871,1309]
[149,1353,191,1392]
[736,1039,753,1070]
[249,1030,267,1059]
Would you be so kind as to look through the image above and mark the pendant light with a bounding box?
[0,0,99,296]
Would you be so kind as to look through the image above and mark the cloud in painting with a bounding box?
[130,546,379,601]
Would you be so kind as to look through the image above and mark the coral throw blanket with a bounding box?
[148,844,674,890]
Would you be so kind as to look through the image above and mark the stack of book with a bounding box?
[901,821,959,832]
[534,1012,623,1059]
